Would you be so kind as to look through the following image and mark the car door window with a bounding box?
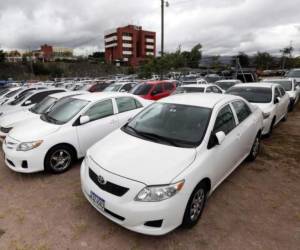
[84,99,114,122]
[116,97,142,113]
[152,83,163,95]
[206,87,213,93]
[213,105,236,135]
[121,84,132,92]
[165,82,174,91]
[278,87,286,96]
[275,87,281,98]
[232,101,252,123]
[212,86,222,93]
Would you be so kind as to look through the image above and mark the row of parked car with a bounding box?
[0,75,299,236]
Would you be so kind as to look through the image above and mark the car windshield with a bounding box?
[215,82,236,90]
[8,91,34,106]
[130,84,152,95]
[264,80,293,91]
[103,84,122,92]
[0,88,10,96]
[4,88,22,98]
[122,103,211,148]
[41,98,89,125]
[30,96,57,114]
[174,87,205,94]
[286,70,300,78]
[227,87,272,103]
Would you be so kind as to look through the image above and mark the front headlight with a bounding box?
[262,112,271,119]
[16,140,43,151]
[135,180,185,202]
[0,127,12,134]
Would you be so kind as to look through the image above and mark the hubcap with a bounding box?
[252,137,260,157]
[190,188,205,221]
[50,149,71,171]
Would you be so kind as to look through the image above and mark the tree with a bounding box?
[280,45,294,69]
[187,43,202,68]
[234,52,250,68]
[0,50,6,63]
[254,52,274,70]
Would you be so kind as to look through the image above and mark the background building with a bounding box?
[104,25,156,67]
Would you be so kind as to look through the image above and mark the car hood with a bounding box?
[252,103,273,113]
[9,118,60,141]
[0,110,36,128]
[88,129,197,185]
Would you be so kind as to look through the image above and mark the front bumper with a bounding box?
[80,158,187,236]
[2,137,46,173]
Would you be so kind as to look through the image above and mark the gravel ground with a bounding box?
[0,105,299,250]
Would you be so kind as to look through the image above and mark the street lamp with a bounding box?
[161,0,169,79]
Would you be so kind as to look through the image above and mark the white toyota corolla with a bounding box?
[227,83,290,136]
[0,91,87,139]
[3,92,150,174]
[81,93,263,235]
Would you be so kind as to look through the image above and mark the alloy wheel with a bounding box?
[50,149,72,171]
[190,188,205,221]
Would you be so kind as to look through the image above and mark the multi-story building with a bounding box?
[104,25,156,66]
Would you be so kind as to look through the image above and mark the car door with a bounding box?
[231,100,256,158]
[76,99,118,154]
[114,97,144,125]
[206,104,240,185]
[150,83,165,100]
[278,86,289,116]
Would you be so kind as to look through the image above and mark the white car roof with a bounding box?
[262,78,293,82]
[180,84,215,88]
[159,93,239,108]
[234,82,276,88]
[74,92,139,102]
[216,79,240,83]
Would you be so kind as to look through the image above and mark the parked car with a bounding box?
[0,91,87,139]
[103,82,137,93]
[0,87,22,105]
[0,86,47,106]
[173,84,223,95]
[0,89,66,117]
[227,83,290,136]
[285,68,300,84]
[262,78,300,110]
[81,93,263,235]
[215,79,242,91]
[130,81,176,100]
[3,93,151,174]
[88,82,113,92]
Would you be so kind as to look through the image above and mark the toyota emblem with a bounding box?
[97,175,106,185]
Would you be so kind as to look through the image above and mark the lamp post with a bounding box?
[160,0,169,79]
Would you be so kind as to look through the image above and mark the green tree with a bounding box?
[254,52,274,70]
[187,43,202,68]
[0,50,6,63]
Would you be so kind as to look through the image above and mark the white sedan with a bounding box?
[3,93,151,174]
[0,91,87,139]
[262,78,300,110]
[227,83,290,136]
[81,93,263,235]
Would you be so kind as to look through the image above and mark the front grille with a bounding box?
[89,168,129,197]
[104,208,125,221]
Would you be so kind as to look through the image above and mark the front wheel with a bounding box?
[182,183,208,229]
[247,134,261,161]
[45,145,74,174]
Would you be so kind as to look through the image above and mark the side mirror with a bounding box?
[207,131,226,149]
[24,100,32,106]
[80,115,90,125]
[215,131,226,145]
[274,97,280,104]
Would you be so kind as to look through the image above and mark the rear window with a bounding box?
[130,84,152,95]
[227,87,272,103]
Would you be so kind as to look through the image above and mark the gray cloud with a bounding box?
[0,0,299,56]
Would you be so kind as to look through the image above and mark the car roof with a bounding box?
[159,93,239,108]
[233,82,276,88]
[216,79,240,83]
[49,90,88,99]
[74,92,138,102]
[181,84,214,88]
[145,80,171,85]
[262,78,293,82]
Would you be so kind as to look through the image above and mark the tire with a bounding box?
[182,182,208,229]
[44,145,75,174]
[266,117,275,137]
[247,133,261,161]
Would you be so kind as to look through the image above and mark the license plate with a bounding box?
[90,191,105,210]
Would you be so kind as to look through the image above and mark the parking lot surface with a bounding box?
[0,106,299,250]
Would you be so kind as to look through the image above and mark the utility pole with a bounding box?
[160,0,169,80]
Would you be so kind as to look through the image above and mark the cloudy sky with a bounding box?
[0,0,300,56]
